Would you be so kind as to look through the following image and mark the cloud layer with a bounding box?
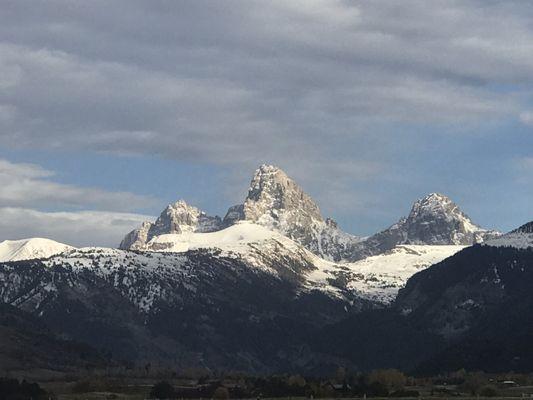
[0,159,156,211]
[0,207,151,247]
[1,1,531,165]
[1,1,533,237]
[0,159,155,246]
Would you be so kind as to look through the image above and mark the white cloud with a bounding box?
[0,158,156,211]
[0,207,153,247]
[520,111,533,126]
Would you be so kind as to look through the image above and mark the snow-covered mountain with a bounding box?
[120,200,222,250]
[121,166,498,263]
[0,235,372,371]
[0,221,463,371]
[119,221,465,306]
[120,164,364,260]
[0,163,505,373]
[0,238,73,262]
[316,244,465,304]
[349,193,500,261]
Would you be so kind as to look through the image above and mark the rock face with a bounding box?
[222,204,245,227]
[402,193,497,244]
[242,164,324,225]
[119,200,222,250]
[349,193,500,261]
[235,164,362,261]
[119,221,152,250]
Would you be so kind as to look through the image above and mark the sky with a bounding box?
[1,0,533,247]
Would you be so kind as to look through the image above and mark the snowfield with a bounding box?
[145,222,280,253]
[310,244,465,304]
[0,238,74,262]
[143,222,464,303]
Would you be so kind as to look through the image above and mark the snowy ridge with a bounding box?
[0,238,74,262]
[0,223,464,315]
[139,221,465,303]
[484,221,533,250]
[144,222,279,253]
[309,244,465,304]
[100,222,465,309]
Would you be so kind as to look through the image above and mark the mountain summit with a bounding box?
[242,164,324,225]
[119,200,221,250]
[350,193,500,260]
[225,164,360,260]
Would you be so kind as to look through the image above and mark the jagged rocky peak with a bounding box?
[149,199,222,236]
[229,164,361,261]
[404,193,496,245]
[349,193,500,261]
[119,200,222,250]
[242,164,324,225]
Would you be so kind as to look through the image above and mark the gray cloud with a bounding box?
[0,1,529,165]
[0,158,156,211]
[1,0,533,235]
[0,207,152,247]
[520,111,533,126]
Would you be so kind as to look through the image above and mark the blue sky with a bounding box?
[0,0,532,246]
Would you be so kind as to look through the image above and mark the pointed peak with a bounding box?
[257,163,284,173]
[251,164,288,183]
[168,199,194,209]
[244,163,323,223]
[409,193,460,216]
[424,192,450,200]
[416,192,453,206]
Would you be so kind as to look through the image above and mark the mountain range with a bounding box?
[119,165,496,260]
[2,164,531,375]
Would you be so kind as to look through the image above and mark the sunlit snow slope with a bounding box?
[140,222,465,304]
[0,238,74,262]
